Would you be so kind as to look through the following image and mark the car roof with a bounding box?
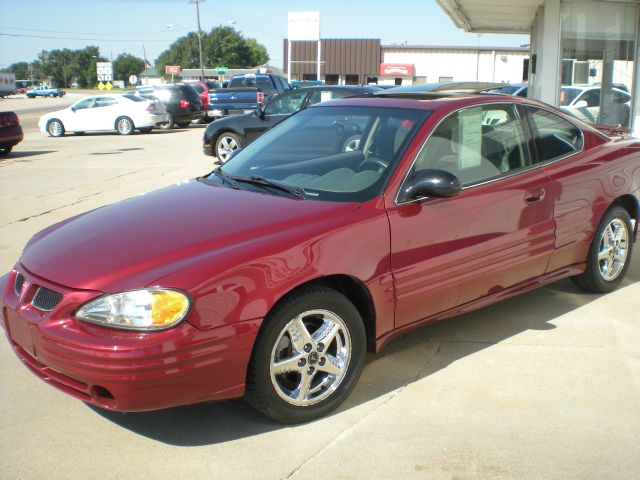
[308,92,555,113]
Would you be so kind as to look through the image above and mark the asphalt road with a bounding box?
[1,95,639,480]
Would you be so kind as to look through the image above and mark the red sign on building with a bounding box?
[379,63,414,76]
[165,65,181,74]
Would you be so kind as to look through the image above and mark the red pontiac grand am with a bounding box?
[2,92,639,423]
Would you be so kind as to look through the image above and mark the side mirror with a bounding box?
[255,106,265,119]
[70,106,76,112]
[399,169,462,202]
[573,100,588,108]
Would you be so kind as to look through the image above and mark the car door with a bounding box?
[244,90,310,143]
[66,97,99,131]
[92,97,119,130]
[386,102,556,327]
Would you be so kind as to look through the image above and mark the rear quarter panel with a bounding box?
[543,133,640,271]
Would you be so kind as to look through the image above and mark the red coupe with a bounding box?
[2,92,639,423]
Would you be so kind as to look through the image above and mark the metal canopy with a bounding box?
[436,0,543,33]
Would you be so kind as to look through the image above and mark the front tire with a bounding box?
[47,119,65,137]
[245,286,366,423]
[215,132,241,163]
[115,116,134,135]
[572,206,634,293]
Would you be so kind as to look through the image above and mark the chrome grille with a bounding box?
[32,287,63,312]
[14,272,25,295]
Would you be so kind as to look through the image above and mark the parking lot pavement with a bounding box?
[1,99,639,479]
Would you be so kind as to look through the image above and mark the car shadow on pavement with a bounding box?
[89,252,640,446]
[0,150,55,162]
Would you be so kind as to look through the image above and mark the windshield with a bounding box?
[214,105,430,202]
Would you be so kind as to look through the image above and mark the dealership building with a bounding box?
[285,0,639,131]
[284,40,529,86]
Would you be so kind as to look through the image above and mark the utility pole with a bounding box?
[189,0,206,82]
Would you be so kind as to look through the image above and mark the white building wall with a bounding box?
[382,48,527,85]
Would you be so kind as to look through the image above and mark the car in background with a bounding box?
[488,82,528,97]
[185,81,212,122]
[207,73,290,118]
[26,86,65,98]
[203,85,380,162]
[38,94,169,137]
[559,85,631,126]
[4,90,639,424]
[132,83,203,129]
[0,111,23,154]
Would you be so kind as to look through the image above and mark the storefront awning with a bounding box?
[436,0,543,33]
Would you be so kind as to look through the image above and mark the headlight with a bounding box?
[75,288,190,331]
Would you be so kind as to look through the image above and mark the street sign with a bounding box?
[216,67,228,74]
[105,82,113,90]
[98,82,105,90]
[128,74,138,85]
[165,65,181,74]
[96,62,113,82]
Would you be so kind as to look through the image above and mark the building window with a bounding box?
[324,74,339,85]
[345,74,359,85]
[303,73,319,81]
[560,1,638,127]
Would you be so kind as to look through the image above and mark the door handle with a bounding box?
[525,188,545,203]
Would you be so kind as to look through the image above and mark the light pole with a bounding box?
[189,0,206,82]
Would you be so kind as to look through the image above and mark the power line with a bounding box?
[0,25,187,36]
[0,32,177,42]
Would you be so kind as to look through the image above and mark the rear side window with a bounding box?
[122,94,145,102]
[527,107,583,162]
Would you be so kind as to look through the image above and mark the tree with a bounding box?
[113,53,145,85]
[33,46,105,87]
[155,26,269,76]
[2,62,31,79]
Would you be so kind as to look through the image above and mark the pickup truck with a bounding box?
[208,74,289,118]
[26,86,66,98]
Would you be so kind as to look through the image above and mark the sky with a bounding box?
[0,0,530,71]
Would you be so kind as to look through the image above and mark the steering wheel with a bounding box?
[358,157,388,174]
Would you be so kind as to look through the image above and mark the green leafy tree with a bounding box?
[155,26,269,77]
[33,46,105,87]
[2,62,31,79]
[113,53,145,85]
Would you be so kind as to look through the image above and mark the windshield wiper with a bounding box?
[211,168,240,189]
[230,175,306,199]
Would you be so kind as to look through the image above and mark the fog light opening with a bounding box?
[90,385,116,409]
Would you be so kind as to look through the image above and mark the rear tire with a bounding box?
[47,119,65,137]
[115,116,134,135]
[160,113,174,130]
[0,146,13,155]
[177,121,191,128]
[572,206,634,293]
[244,286,366,423]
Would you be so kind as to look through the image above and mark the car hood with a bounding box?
[20,179,360,292]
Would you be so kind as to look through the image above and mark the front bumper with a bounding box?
[1,266,261,411]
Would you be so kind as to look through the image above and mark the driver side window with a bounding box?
[411,104,531,186]
[264,92,307,115]
[74,98,97,110]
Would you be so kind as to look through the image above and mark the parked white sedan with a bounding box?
[38,94,169,136]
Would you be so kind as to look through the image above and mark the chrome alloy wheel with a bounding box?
[216,135,238,162]
[48,120,63,136]
[269,309,352,407]
[597,218,629,281]
[116,117,133,135]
